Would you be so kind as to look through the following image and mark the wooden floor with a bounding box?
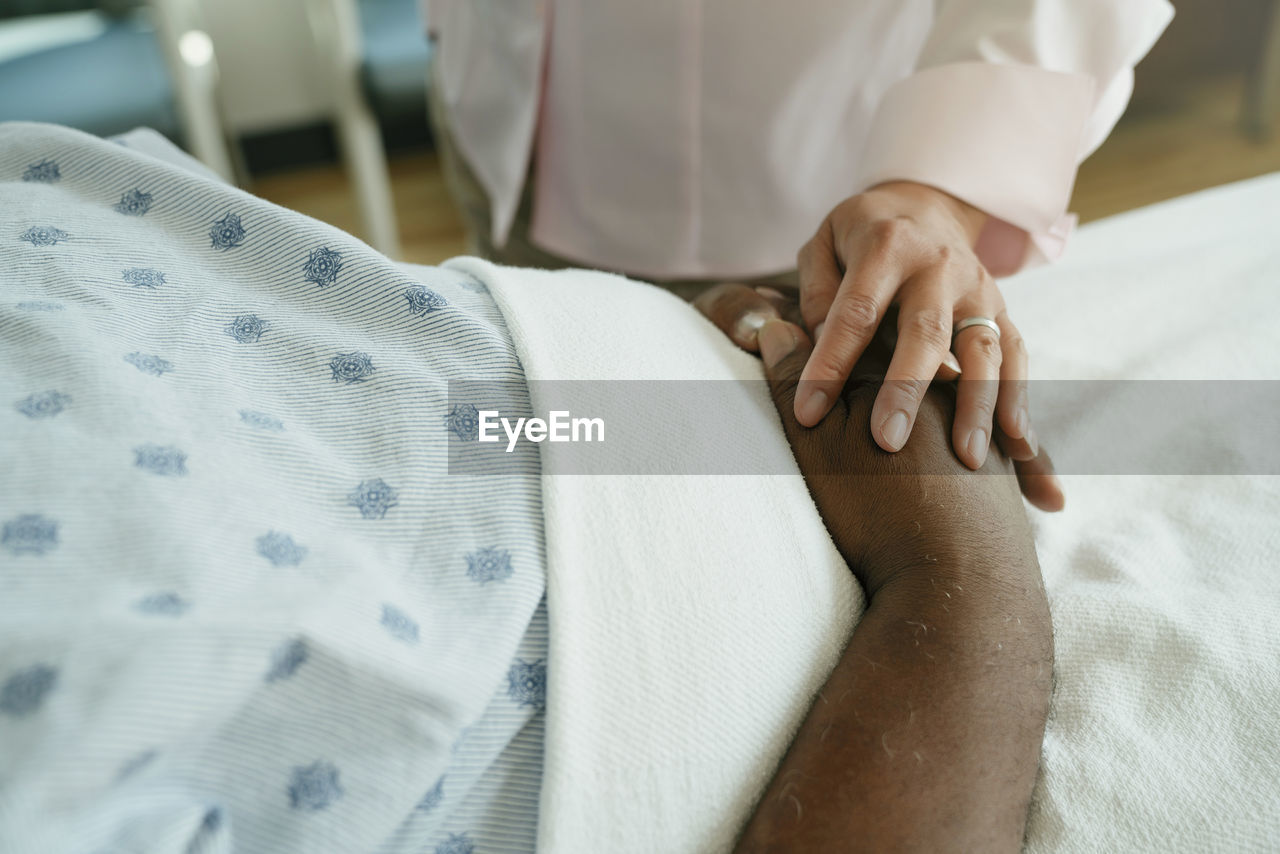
[254,75,1280,266]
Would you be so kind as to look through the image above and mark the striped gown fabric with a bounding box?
[0,122,546,854]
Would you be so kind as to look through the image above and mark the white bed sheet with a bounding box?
[464,172,1280,853]
[1006,175,1280,852]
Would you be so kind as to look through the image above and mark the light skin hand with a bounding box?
[693,283,1064,512]
[795,181,1035,472]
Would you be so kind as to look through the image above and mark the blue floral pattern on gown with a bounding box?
[210,212,246,250]
[329,351,375,383]
[506,659,547,710]
[15,391,69,418]
[135,592,190,616]
[22,160,60,183]
[303,247,343,287]
[466,547,513,585]
[288,761,343,811]
[1,514,59,555]
[125,352,173,376]
[239,409,284,431]
[265,638,308,683]
[257,531,307,567]
[0,665,58,717]
[380,604,420,644]
[123,268,166,289]
[21,226,68,246]
[114,189,153,216]
[133,444,188,476]
[225,314,269,343]
[416,777,445,812]
[116,749,159,780]
[445,404,479,440]
[434,833,475,854]
[347,478,398,519]
[404,285,447,316]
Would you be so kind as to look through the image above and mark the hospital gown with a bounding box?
[0,122,546,853]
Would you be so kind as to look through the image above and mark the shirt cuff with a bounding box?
[854,61,1096,276]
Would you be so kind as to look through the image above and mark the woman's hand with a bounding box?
[795,181,1032,472]
[693,283,1064,512]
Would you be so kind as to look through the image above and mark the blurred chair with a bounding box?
[0,0,235,180]
[1244,0,1280,137]
[305,0,433,259]
[356,0,433,123]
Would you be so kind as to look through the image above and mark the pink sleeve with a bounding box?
[854,0,1174,276]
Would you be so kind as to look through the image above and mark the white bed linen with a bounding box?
[456,172,1280,853]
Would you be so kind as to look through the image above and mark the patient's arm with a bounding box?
[732,319,1053,853]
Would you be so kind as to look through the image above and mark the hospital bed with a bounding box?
[2,122,1278,852]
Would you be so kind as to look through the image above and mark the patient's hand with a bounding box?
[695,283,1064,513]
[716,314,1055,853]
[755,318,1035,595]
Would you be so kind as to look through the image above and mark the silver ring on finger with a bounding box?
[952,316,1001,345]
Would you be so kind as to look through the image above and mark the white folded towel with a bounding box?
[448,258,861,854]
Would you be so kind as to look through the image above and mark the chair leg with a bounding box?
[306,0,403,259]
[334,100,403,259]
[149,0,237,183]
[1244,0,1280,139]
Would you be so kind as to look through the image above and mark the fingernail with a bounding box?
[1015,405,1029,438]
[755,286,787,301]
[967,428,988,467]
[796,388,830,425]
[1026,426,1039,457]
[943,351,961,374]
[758,320,797,368]
[882,410,909,450]
[733,311,770,346]
[813,322,826,343]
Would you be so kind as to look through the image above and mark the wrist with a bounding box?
[874,180,990,246]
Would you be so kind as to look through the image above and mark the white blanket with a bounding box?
[454,172,1280,852]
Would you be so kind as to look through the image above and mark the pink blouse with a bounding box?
[426,0,1172,279]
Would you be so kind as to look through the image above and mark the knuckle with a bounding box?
[696,283,771,336]
[968,330,1002,361]
[832,293,880,338]
[691,282,730,317]
[805,346,853,382]
[885,376,931,406]
[870,216,910,247]
[842,193,873,219]
[706,283,745,312]
[906,308,951,349]
[966,388,997,420]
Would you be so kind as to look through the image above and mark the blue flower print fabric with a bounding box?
[0,123,547,854]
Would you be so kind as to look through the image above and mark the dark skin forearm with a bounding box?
[734,539,1052,853]
[692,290,1056,852]
[736,350,1053,852]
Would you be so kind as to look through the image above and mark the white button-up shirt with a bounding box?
[426,0,1172,279]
